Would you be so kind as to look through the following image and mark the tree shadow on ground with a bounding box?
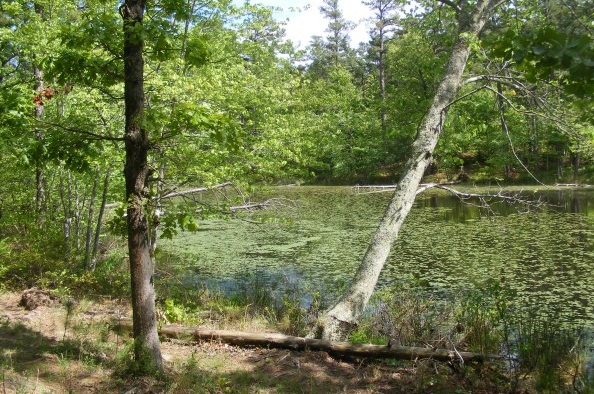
[164,346,490,394]
[0,320,115,392]
[0,320,502,393]
[0,321,54,366]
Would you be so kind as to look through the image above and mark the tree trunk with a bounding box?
[73,179,81,251]
[121,0,163,371]
[33,2,46,222]
[34,65,45,222]
[90,166,112,270]
[59,168,71,257]
[149,164,164,257]
[379,28,387,140]
[83,169,99,270]
[310,0,502,341]
[572,141,580,182]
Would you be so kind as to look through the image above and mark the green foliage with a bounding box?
[0,240,11,291]
[230,273,277,314]
[115,339,164,377]
[159,206,199,240]
[0,223,65,288]
[352,283,459,348]
[275,281,325,336]
[92,255,130,295]
[488,27,594,98]
[1,1,594,390]
[160,298,188,324]
[348,324,388,345]
[184,33,212,68]
[107,204,128,238]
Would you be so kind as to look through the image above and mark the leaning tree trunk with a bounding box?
[311,0,503,341]
[121,0,163,371]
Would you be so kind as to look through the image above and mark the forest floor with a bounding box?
[0,290,508,393]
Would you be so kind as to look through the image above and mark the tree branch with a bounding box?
[31,117,124,141]
[495,84,546,186]
[229,198,296,212]
[444,84,490,109]
[458,74,577,138]
[160,182,234,199]
[354,183,548,214]
[417,183,548,213]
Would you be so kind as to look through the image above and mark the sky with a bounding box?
[243,1,375,48]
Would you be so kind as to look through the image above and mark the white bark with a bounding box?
[90,167,111,270]
[34,65,45,221]
[161,182,233,199]
[312,0,504,341]
[83,169,99,270]
[150,165,165,257]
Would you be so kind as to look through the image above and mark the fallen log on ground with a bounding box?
[114,319,500,363]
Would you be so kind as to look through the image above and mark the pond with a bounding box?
[161,186,594,325]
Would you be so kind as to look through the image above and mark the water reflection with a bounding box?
[416,188,594,220]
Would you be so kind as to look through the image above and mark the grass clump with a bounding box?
[347,278,594,393]
[155,272,327,336]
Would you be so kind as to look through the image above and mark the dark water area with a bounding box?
[161,186,594,325]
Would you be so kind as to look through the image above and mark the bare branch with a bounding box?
[104,182,236,209]
[161,182,234,199]
[444,84,490,109]
[483,85,576,136]
[461,74,577,134]
[354,182,462,195]
[555,183,593,188]
[354,183,548,214]
[229,198,297,212]
[495,82,546,186]
[417,183,548,214]
[488,0,509,11]
[461,74,527,90]
[161,183,297,218]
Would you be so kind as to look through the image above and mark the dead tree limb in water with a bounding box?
[416,183,548,213]
[160,182,234,199]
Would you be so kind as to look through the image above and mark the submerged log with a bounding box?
[555,183,593,188]
[115,320,500,363]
